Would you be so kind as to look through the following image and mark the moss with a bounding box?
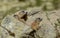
[18,0,26,2]
[28,2,34,7]
[53,0,59,9]
[2,7,19,19]
[43,5,47,11]
[20,6,27,10]
[36,0,42,6]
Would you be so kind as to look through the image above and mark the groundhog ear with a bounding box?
[21,10,28,14]
[37,18,42,21]
[20,10,25,14]
[21,10,25,12]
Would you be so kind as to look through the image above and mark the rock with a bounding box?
[1,14,33,38]
[1,9,60,38]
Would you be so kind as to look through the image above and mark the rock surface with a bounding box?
[0,9,60,38]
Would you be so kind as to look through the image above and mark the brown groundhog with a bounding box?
[31,18,42,30]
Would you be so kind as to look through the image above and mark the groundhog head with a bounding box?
[13,10,28,21]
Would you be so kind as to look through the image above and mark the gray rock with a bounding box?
[1,9,60,38]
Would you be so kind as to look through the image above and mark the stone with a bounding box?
[1,9,60,38]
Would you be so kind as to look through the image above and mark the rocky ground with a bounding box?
[0,0,60,38]
[0,7,60,38]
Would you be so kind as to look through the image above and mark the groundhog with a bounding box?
[13,10,28,25]
[31,18,42,30]
[26,18,42,38]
